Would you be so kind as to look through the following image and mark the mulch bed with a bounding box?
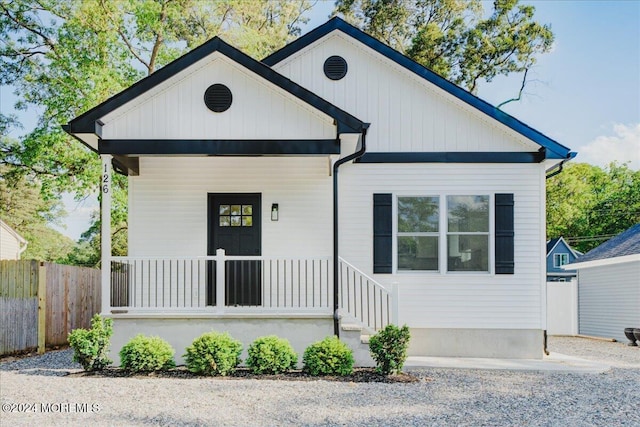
[68,367,421,383]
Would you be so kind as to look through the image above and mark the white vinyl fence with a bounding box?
[546,280,578,336]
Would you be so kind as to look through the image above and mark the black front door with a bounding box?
[208,193,261,306]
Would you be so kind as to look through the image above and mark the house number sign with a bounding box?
[102,161,111,194]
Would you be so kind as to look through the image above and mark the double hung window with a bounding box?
[396,195,490,272]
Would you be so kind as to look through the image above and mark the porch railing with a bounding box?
[110,250,331,312]
[338,257,398,332]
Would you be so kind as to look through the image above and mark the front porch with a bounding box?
[106,251,396,330]
[105,252,396,366]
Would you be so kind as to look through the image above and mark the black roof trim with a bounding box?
[98,139,340,156]
[357,151,545,163]
[66,37,365,135]
[264,17,575,160]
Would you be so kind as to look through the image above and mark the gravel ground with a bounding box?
[1,336,639,426]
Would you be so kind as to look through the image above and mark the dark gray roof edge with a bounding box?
[65,37,366,135]
[573,224,640,264]
[264,17,575,160]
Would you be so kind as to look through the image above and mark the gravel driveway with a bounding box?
[1,336,638,426]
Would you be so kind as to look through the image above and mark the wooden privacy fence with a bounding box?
[0,260,101,355]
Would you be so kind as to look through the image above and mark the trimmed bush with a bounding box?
[246,335,298,374]
[68,314,113,372]
[303,336,354,376]
[184,331,242,376]
[119,335,176,373]
[369,324,411,375]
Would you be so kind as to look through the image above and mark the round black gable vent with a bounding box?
[204,84,232,112]
[323,55,348,80]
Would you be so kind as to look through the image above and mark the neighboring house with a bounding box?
[0,219,28,260]
[566,224,640,342]
[64,17,575,364]
[546,237,581,282]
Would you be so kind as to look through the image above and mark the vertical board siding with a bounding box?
[0,261,101,354]
[273,33,538,154]
[338,163,544,329]
[129,157,333,258]
[578,262,640,342]
[102,54,334,140]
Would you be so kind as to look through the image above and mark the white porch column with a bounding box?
[101,154,112,314]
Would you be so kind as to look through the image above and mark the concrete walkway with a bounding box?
[404,352,611,374]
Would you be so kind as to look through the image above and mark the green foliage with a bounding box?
[246,335,298,374]
[302,336,354,376]
[184,331,242,376]
[68,314,113,372]
[119,335,176,373]
[369,324,411,375]
[335,0,553,97]
[547,162,640,253]
[1,0,311,256]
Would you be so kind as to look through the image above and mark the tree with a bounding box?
[334,0,554,98]
[0,0,311,263]
[546,162,640,253]
[0,165,75,261]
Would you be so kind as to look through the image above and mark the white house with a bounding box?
[566,224,640,342]
[0,219,27,260]
[64,18,575,364]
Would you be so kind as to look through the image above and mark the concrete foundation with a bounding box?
[408,328,544,359]
[109,314,334,366]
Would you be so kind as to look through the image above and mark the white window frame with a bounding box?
[396,196,440,272]
[394,194,494,275]
[554,253,569,268]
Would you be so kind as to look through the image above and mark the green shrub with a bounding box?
[302,336,354,376]
[184,331,242,376]
[119,335,176,373]
[246,335,298,374]
[68,314,113,372]
[369,324,411,375]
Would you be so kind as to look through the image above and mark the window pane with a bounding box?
[230,216,241,226]
[219,216,230,227]
[242,216,253,227]
[447,196,489,232]
[447,235,488,271]
[230,205,241,216]
[398,236,438,271]
[219,205,230,215]
[242,205,252,215]
[398,197,439,232]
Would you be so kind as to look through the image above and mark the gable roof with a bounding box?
[64,36,367,151]
[569,224,640,268]
[264,17,575,161]
[546,237,581,258]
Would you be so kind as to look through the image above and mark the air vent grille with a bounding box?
[323,56,348,80]
[204,84,232,112]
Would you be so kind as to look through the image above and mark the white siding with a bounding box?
[0,225,22,260]
[128,157,332,258]
[578,261,640,342]
[101,53,335,141]
[273,33,539,153]
[338,162,545,329]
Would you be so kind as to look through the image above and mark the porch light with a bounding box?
[271,204,279,221]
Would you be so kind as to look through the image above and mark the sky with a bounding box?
[1,0,639,241]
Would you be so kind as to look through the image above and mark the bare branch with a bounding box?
[497,68,529,109]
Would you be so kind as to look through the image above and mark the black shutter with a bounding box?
[495,193,515,274]
[373,193,393,273]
